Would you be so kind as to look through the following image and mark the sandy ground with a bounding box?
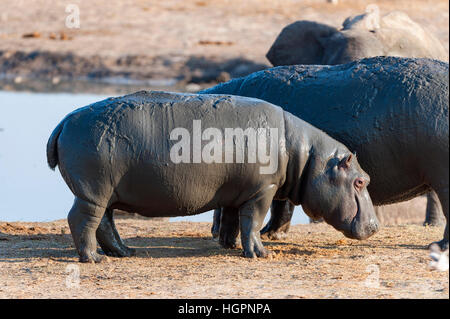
[0,0,448,93]
[0,218,448,299]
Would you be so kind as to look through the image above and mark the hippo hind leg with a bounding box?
[424,190,445,226]
[96,209,136,257]
[211,208,222,240]
[219,207,240,249]
[68,197,108,263]
[260,200,294,240]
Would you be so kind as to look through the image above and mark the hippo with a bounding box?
[266,10,449,226]
[266,10,448,67]
[202,57,449,251]
[47,91,378,262]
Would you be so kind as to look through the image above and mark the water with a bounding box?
[0,91,309,224]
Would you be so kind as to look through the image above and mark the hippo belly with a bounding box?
[109,162,263,217]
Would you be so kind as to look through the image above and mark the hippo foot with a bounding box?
[79,251,109,263]
[219,234,238,249]
[260,230,286,240]
[242,247,271,258]
[260,221,290,241]
[101,246,136,258]
[211,231,219,240]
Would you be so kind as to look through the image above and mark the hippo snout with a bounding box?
[351,217,379,240]
[348,193,379,240]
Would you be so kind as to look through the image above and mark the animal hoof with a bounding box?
[127,247,137,256]
[242,250,256,258]
[219,236,238,249]
[79,252,109,263]
[261,230,284,240]
[255,247,271,258]
[102,246,136,258]
[211,231,219,240]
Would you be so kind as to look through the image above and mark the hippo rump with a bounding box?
[47,91,378,263]
[202,57,449,250]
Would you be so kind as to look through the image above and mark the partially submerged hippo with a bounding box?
[202,57,449,250]
[47,91,378,262]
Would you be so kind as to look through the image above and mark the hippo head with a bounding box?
[300,152,379,240]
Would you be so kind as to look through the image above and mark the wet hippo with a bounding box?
[202,57,449,250]
[47,91,378,263]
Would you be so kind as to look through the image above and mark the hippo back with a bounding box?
[201,57,449,203]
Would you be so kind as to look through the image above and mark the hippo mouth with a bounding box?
[349,194,361,239]
[349,193,379,240]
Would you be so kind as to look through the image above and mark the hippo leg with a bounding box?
[239,187,277,258]
[219,207,240,249]
[96,209,136,257]
[211,208,222,239]
[434,187,449,251]
[424,190,445,226]
[260,200,294,240]
[68,197,107,263]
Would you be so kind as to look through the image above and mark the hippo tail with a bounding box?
[46,117,67,170]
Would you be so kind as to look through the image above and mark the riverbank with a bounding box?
[1,0,448,94]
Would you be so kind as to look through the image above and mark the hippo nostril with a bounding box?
[354,178,365,191]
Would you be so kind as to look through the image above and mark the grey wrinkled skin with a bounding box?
[202,57,449,251]
[47,91,378,262]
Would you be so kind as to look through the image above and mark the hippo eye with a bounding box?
[354,178,365,190]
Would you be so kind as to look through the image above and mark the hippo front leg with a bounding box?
[239,185,277,258]
[68,197,108,263]
[260,200,294,240]
[96,209,136,257]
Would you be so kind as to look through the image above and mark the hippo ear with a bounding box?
[338,154,353,169]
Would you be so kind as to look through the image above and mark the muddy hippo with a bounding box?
[266,10,448,226]
[47,91,378,263]
[202,57,449,250]
[266,10,448,67]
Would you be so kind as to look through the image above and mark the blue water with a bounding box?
[0,91,309,224]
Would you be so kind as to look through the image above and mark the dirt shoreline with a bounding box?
[1,0,448,94]
[0,219,448,298]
